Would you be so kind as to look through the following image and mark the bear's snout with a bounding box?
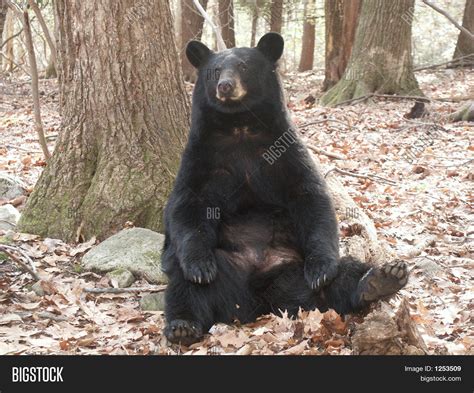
[217,80,234,96]
[216,71,247,102]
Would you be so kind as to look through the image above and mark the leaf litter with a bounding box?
[0,69,472,355]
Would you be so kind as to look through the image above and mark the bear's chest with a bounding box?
[209,126,279,175]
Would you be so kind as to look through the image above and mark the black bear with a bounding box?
[162,33,408,345]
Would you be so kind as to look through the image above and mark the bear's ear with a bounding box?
[256,33,284,63]
[186,41,213,68]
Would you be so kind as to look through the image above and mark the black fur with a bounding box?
[162,33,407,345]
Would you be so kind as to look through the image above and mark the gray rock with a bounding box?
[416,258,442,277]
[140,292,166,311]
[0,174,26,200]
[82,228,167,284]
[31,281,45,296]
[0,204,21,231]
[107,268,135,288]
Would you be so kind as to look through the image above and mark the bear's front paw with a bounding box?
[304,255,339,291]
[182,254,217,284]
[165,319,204,346]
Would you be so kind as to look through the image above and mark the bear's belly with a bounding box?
[215,209,302,272]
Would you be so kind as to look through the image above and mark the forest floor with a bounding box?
[0,68,472,355]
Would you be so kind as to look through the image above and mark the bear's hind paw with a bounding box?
[358,260,409,302]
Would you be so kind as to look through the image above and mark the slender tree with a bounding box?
[321,0,423,106]
[322,0,361,91]
[270,0,283,33]
[250,4,258,47]
[453,0,474,65]
[298,0,315,72]
[218,0,235,47]
[181,0,208,81]
[0,0,8,45]
[19,0,189,242]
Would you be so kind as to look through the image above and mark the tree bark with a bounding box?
[0,0,8,45]
[218,0,235,48]
[18,0,190,242]
[452,0,474,65]
[270,0,283,33]
[298,0,315,72]
[181,0,208,82]
[321,0,423,106]
[322,0,361,91]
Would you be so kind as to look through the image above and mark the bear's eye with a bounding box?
[214,68,221,80]
[238,62,248,72]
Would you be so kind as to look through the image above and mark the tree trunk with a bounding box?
[4,9,14,72]
[322,0,361,91]
[0,0,8,45]
[218,0,235,48]
[321,0,423,106]
[18,0,189,242]
[298,0,315,72]
[45,55,56,78]
[452,0,474,65]
[270,0,283,33]
[181,0,208,82]
[250,5,258,47]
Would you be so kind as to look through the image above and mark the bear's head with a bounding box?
[186,33,284,114]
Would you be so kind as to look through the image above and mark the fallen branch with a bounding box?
[325,167,397,186]
[0,244,40,281]
[400,236,437,259]
[307,144,345,160]
[83,285,167,294]
[334,94,374,107]
[192,0,226,51]
[422,0,474,41]
[335,93,430,107]
[414,53,474,71]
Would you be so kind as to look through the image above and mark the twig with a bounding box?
[192,0,226,51]
[325,167,397,185]
[433,96,474,103]
[307,144,345,160]
[6,143,42,153]
[0,52,30,75]
[422,0,474,41]
[0,27,24,50]
[37,311,68,322]
[334,94,374,107]
[414,54,474,71]
[83,285,167,294]
[300,119,352,129]
[0,245,40,281]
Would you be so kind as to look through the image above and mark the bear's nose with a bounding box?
[217,80,234,96]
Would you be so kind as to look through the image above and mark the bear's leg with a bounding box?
[164,253,262,345]
[253,257,409,316]
[323,257,409,314]
[164,272,211,346]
